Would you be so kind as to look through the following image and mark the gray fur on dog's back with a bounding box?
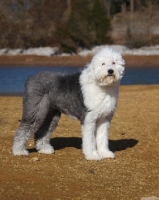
[23,71,87,123]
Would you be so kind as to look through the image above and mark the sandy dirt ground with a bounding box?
[0,85,159,200]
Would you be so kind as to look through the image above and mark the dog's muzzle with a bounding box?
[100,69,117,85]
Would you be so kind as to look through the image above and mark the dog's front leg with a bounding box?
[96,117,115,159]
[81,113,101,161]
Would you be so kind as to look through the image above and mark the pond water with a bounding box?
[0,66,159,95]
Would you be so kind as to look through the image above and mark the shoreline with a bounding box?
[1,55,159,67]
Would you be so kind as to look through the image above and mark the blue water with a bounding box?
[0,66,159,94]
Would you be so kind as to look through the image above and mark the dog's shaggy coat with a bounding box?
[12,48,125,160]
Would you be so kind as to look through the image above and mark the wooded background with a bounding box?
[0,0,159,52]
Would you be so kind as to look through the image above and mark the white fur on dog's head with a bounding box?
[89,48,125,86]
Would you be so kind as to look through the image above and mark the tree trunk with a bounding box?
[122,2,126,14]
[67,0,71,6]
[130,0,134,13]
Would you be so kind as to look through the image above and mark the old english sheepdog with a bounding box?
[12,48,125,160]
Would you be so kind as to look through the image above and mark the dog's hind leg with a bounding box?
[12,93,54,156]
[12,122,32,156]
[34,110,61,154]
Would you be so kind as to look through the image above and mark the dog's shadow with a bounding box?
[51,137,82,150]
[51,137,138,152]
[109,139,138,152]
[28,137,138,153]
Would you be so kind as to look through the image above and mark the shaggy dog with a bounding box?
[12,48,125,160]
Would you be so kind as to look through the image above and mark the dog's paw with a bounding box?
[38,145,54,154]
[12,149,29,156]
[98,150,115,159]
[85,151,102,161]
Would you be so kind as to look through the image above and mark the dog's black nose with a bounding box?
[108,69,114,75]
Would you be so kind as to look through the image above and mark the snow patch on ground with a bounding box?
[0,45,159,56]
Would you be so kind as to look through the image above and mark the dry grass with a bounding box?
[0,85,159,200]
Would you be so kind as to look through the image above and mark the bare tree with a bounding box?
[122,2,126,14]
[67,0,71,6]
[124,0,159,47]
[137,0,159,45]
[130,0,134,13]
